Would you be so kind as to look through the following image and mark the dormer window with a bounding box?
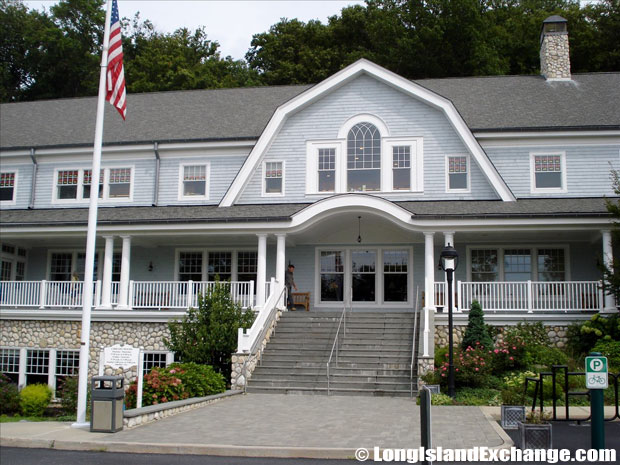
[57,170,79,199]
[446,155,469,192]
[347,122,381,192]
[179,164,209,200]
[263,161,284,195]
[0,172,16,203]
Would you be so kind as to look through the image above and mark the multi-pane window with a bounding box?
[15,262,25,281]
[0,172,16,202]
[237,251,257,289]
[182,165,207,197]
[57,170,79,199]
[538,249,565,281]
[83,169,103,199]
[2,244,15,254]
[1,261,12,281]
[26,349,49,385]
[448,156,468,190]
[504,249,532,282]
[347,122,381,191]
[264,162,283,194]
[76,252,98,281]
[56,350,79,393]
[50,253,73,281]
[384,250,408,302]
[351,250,376,302]
[471,249,498,282]
[0,348,20,384]
[318,148,336,192]
[178,252,203,281]
[534,155,563,189]
[108,168,131,198]
[320,251,344,302]
[392,146,411,190]
[143,352,168,376]
[208,252,232,281]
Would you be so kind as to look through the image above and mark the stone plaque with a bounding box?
[103,344,139,369]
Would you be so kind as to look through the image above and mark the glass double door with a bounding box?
[319,248,410,306]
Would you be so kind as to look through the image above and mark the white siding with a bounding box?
[237,75,498,203]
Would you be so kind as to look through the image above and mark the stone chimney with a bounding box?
[540,15,571,80]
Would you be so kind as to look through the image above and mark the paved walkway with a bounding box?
[1,393,510,458]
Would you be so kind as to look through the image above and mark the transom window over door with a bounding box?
[320,251,344,302]
[347,122,381,192]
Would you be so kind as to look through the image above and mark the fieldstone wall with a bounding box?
[0,319,170,378]
[540,33,571,79]
[435,324,569,349]
[231,308,282,390]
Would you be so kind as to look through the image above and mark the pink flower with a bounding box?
[509,357,514,361]
[494,349,499,354]
[475,368,479,371]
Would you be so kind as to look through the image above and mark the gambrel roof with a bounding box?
[1,71,619,150]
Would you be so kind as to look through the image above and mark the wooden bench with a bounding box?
[291,292,310,311]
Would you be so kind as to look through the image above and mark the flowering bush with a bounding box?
[490,337,527,373]
[437,343,492,388]
[0,373,20,415]
[125,362,225,409]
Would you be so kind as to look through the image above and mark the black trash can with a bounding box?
[90,375,124,432]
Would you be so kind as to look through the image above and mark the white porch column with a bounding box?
[424,232,435,311]
[117,235,132,309]
[602,230,616,313]
[443,231,458,311]
[100,235,114,308]
[256,234,267,308]
[276,234,286,308]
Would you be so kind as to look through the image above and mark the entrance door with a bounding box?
[351,250,376,302]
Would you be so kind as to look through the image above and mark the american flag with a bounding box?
[106,0,126,120]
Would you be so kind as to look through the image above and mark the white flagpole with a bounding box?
[73,0,113,428]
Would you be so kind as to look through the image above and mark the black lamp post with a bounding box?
[438,243,459,398]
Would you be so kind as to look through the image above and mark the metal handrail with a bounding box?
[410,287,420,397]
[241,285,286,393]
[326,302,348,395]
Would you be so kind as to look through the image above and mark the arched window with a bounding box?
[347,122,381,191]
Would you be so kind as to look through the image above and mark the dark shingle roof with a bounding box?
[0,198,611,227]
[2,72,619,150]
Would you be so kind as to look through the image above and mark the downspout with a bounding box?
[29,148,37,209]
[153,142,160,206]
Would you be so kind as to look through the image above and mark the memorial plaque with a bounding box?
[103,345,139,369]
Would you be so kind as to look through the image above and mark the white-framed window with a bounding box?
[383,249,408,302]
[347,122,381,192]
[26,349,49,385]
[305,115,423,195]
[175,249,257,282]
[47,250,100,281]
[179,164,209,200]
[0,171,17,204]
[53,167,133,203]
[531,152,566,193]
[263,161,284,195]
[318,148,336,193]
[319,250,345,303]
[0,348,20,384]
[142,351,171,376]
[1,243,27,281]
[468,246,569,282]
[446,155,470,192]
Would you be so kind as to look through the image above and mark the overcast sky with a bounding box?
[25,0,365,60]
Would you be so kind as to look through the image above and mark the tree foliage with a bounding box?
[164,283,255,378]
[2,0,619,102]
[599,170,620,302]
[461,300,494,350]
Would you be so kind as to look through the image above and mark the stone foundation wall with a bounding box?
[434,324,569,349]
[0,319,170,378]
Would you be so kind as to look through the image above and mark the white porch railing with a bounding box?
[434,282,446,308]
[237,277,282,354]
[457,280,603,312]
[0,280,254,310]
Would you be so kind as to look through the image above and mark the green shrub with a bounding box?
[434,346,448,368]
[416,392,454,406]
[566,314,620,356]
[0,373,20,415]
[454,387,501,406]
[504,322,550,347]
[437,345,492,388]
[125,362,226,409]
[57,376,78,415]
[490,338,528,373]
[523,346,569,370]
[461,300,493,350]
[500,371,563,405]
[165,282,255,378]
[592,339,620,372]
[19,384,52,417]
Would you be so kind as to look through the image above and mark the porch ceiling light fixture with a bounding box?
[438,243,459,399]
[357,216,362,243]
[148,261,154,272]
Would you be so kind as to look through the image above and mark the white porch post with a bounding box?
[602,229,616,313]
[423,232,435,358]
[256,234,267,308]
[276,234,286,308]
[117,235,131,309]
[424,232,435,311]
[444,232,458,311]
[100,235,114,308]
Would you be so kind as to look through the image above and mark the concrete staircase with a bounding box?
[246,311,419,397]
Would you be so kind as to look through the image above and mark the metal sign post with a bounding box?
[586,353,607,449]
